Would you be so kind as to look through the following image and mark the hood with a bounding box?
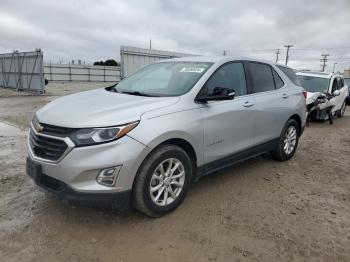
[36,88,179,128]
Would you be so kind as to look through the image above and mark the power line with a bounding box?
[224,46,350,53]
[284,44,293,65]
[320,54,330,72]
[284,57,350,61]
[293,46,350,51]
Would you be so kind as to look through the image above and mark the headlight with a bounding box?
[70,121,139,146]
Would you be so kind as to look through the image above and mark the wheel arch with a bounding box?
[157,138,197,168]
[288,114,302,133]
[135,136,199,186]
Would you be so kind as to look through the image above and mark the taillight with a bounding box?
[302,90,307,99]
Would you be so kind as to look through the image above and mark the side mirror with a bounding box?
[196,87,235,103]
[333,90,340,96]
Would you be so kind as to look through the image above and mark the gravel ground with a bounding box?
[1,83,350,262]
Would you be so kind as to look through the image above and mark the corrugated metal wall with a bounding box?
[343,69,350,78]
[0,50,45,92]
[120,46,195,78]
[44,64,120,82]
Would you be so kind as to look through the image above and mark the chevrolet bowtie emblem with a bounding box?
[34,122,44,132]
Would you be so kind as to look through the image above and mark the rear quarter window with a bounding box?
[277,65,300,86]
[248,62,276,93]
[272,69,284,89]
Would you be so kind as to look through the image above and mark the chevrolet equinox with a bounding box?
[27,57,306,217]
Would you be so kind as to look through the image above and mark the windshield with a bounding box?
[297,75,330,93]
[114,62,213,97]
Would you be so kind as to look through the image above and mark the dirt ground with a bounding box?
[1,82,350,262]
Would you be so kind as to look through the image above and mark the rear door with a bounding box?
[246,62,290,146]
[199,62,255,165]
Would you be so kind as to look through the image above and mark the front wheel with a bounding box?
[337,101,346,118]
[272,119,300,161]
[132,144,193,217]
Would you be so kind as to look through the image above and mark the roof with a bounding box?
[296,71,340,79]
[159,56,281,67]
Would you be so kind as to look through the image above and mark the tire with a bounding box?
[272,119,300,161]
[337,101,346,118]
[328,110,334,125]
[132,144,193,217]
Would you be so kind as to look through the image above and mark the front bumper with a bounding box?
[27,158,131,209]
[27,133,151,205]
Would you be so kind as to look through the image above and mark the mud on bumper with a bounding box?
[26,157,131,210]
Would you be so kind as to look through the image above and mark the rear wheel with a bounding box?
[272,119,300,161]
[337,101,346,118]
[132,144,192,217]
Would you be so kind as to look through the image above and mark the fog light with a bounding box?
[97,166,121,187]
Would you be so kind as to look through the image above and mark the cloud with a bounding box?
[0,0,349,71]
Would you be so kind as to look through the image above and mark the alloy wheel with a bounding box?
[283,126,297,155]
[149,158,185,207]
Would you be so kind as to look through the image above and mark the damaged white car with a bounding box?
[296,71,348,124]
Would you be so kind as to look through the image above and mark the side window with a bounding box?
[337,77,344,88]
[248,62,275,93]
[272,69,284,89]
[205,62,247,97]
[331,78,338,93]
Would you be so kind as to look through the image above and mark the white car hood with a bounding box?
[306,91,322,105]
[36,88,179,128]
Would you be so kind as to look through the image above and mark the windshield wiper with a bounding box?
[120,91,159,97]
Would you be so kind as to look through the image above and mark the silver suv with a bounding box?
[27,57,306,217]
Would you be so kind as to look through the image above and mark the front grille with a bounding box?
[29,130,68,161]
[32,117,76,137]
[40,123,75,137]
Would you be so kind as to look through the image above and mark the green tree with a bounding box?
[93,59,119,66]
[104,59,119,66]
[93,61,104,66]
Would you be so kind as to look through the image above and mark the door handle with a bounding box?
[243,101,254,108]
[282,93,289,99]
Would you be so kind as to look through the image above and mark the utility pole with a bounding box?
[284,45,293,66]
[223,50,226,56]
[149,39,152,50]
[332,62,337,73]
[275,49,280,63]
[320,54,329,72]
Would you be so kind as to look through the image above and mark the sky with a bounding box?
[1,0,350,72]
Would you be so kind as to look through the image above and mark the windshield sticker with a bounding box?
[180,67,205,73]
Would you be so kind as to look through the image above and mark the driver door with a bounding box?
[199,62,255,167]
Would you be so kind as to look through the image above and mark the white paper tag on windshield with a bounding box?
[180,67,205,73]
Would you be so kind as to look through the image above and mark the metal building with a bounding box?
[120,45,196,78]
[343,68,350,78]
